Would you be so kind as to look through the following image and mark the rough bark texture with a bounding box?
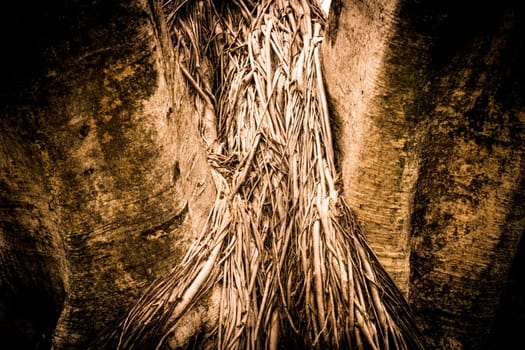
[406,1,525,348]
[323,0,525,348]
[0,0,214,348]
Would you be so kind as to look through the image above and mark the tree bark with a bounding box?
[0,0,214,348]
[323,0,415,294]
[323,0,525,348]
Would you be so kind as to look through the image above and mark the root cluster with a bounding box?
[95,1,427,349]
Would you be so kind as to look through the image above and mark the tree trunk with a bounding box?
[323,0,525,348]
[0,0,214,348]
[322,0,415,294]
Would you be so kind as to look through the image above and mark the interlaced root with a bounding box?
[95,1,427,349]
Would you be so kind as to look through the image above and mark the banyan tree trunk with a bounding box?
[1,0,215,348]
[323,0,525,348]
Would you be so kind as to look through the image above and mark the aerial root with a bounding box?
[92,1,429,349]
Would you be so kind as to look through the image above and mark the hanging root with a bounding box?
[92,1,428,349]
